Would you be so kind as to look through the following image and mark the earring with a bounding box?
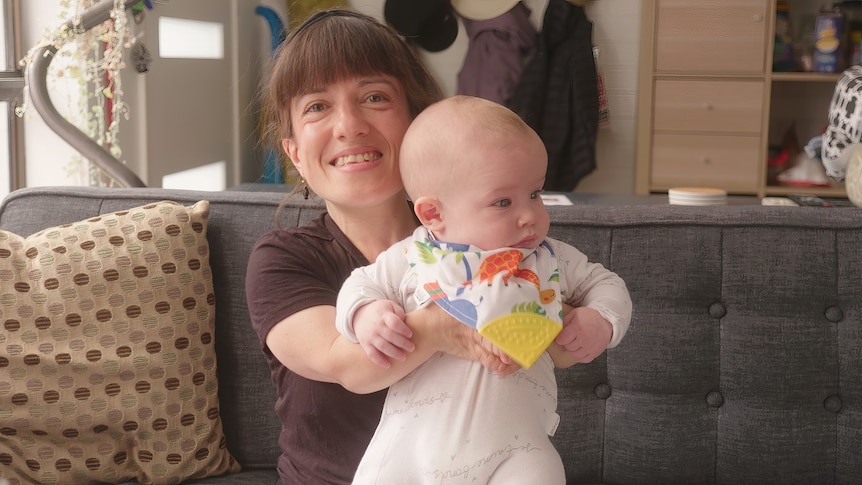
[302,180,309,200]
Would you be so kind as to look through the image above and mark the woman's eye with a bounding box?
[306,102,326,114]
[367,93,389,103]
[494,199,512,208]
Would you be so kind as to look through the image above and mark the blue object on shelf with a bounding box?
[255,5,288,183]
[255,6,287,52]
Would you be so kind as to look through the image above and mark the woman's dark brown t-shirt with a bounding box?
[246,212,387,484]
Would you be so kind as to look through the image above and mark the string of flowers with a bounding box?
[18,0,135,186]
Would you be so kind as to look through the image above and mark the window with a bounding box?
[0,0,23,200]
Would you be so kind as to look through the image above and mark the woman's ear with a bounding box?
[413,196,444,231]
[283,139,302,177]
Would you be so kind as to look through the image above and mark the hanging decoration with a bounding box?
[17,0,143,186]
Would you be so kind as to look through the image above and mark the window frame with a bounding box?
[0,0,24,194]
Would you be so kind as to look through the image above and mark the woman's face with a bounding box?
[284,75,412,208]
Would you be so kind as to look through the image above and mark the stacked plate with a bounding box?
[668,187,728,206]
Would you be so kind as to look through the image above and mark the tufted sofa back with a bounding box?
[544,203,862,484]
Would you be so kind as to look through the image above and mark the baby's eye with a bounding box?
[530,190,543,200]
[494,199,512,208]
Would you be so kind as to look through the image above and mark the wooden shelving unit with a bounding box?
[635,0,849,198]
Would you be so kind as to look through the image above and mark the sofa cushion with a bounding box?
[0,200,240,484]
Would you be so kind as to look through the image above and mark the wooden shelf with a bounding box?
[770,72,842,83]
[634,0,850,199]
[763,184,848,197]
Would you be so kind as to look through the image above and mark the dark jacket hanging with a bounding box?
[508,0,598,191]
[456,2,538,106]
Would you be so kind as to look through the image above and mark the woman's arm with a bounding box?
[266,303,516,394]
[266,304,431,393]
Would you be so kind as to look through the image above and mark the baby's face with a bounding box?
[435,135,550,251]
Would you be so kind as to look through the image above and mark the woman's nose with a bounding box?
[334,103,369,139]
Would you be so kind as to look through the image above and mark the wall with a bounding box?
[572,0,642,194]
[20,0,82,188]
[19,0,640,194]
[351,0,642,194]
[20,0,277,189]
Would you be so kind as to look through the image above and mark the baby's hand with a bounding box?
[353,300,415,368]
[556,307,612,363]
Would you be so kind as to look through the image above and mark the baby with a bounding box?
[336,95,632,484]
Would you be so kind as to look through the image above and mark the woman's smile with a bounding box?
[332,151,382,167]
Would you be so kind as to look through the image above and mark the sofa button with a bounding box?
[824,395,842,413]
[824,306,844,323]
[705,391,723,408]
[708,302,726,319]
[593,383,611,399]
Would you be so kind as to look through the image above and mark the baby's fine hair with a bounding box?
[400,95,537,199]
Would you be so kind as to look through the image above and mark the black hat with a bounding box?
[384,0,459,52]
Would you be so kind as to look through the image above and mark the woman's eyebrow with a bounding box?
[357,77,396,88]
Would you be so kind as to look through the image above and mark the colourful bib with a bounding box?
[408,232,563,368]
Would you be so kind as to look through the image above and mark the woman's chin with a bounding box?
[330,184,405,207]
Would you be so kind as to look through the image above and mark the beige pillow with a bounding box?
[0,200,240,485]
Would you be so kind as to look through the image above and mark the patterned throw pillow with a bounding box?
[0,200,240,485]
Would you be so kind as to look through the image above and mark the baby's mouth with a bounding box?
[333,152,381,167]
[513,235,536,248]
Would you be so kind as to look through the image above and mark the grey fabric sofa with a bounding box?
[1,185,861,484]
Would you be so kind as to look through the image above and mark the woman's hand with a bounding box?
[555,307,613,363]
[408,304,519,376]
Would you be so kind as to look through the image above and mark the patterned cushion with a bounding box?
[0,200,240,485]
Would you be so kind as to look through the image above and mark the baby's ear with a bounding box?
[413,196,444,230]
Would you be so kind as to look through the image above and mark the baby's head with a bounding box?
[399,95,550,250]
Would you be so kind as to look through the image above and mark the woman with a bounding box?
[246,9,514,484]
[246,9,616,484]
